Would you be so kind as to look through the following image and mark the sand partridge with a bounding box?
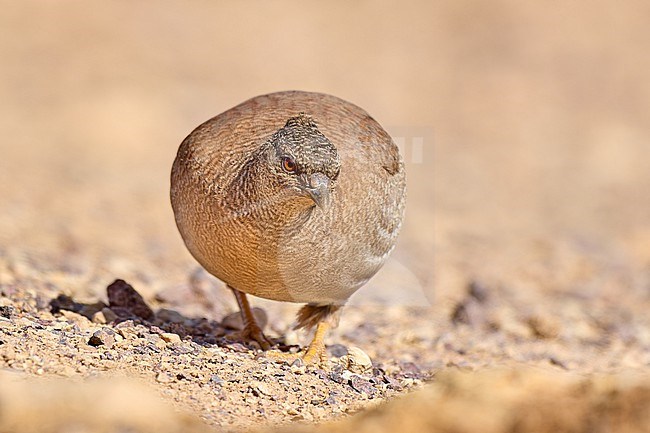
[171,91,405,363]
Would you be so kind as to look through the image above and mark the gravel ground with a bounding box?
[1,1,650,432]
[0,277,424,429]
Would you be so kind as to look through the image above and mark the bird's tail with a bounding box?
[294,304,342,330]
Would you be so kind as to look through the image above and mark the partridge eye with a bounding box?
[281,156,297,174]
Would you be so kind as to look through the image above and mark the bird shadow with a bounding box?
[49,278,294,353]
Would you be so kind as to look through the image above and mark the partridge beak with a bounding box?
[302,172,331,209]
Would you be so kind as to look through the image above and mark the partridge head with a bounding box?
[234,113,340,213]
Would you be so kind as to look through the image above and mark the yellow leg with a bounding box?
[302,321,330,364]
[227,287,273,350]
[267,321,330,365]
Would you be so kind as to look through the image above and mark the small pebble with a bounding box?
[210,374,225,385]
[88,328,117,349]
[92,310,108,324]
[60,311,91,330]
[398,361,422,378]
[329,371,346,385]
[251,381,272,396]
[58,365,76,377]
[115,321,139,339]
[161,332,182,344]
[1,344,16,361]
[527,315,560,339]
[549,357,568,369]
[156,309,185,324]
[102,307,118,323]
[156,372,175,383]
[227,342,250,353]
[283,329,299,346]
[146,334,167,350]
[383,375,403,391]
[339,346,372,374]
[349,375,377,397]
[401,378,415,387]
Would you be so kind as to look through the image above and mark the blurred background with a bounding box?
[1,0,649,315]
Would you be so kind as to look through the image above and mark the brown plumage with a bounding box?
[171,91,405,363]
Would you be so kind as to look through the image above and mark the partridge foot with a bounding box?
[226,323,274,351]
[266,321,329,365]
[227,287,274,350]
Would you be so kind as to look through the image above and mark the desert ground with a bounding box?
[1,1,649,432]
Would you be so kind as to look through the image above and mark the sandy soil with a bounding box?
[1,1,649,432]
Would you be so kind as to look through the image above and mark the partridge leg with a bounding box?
[267,321,330,365]
[227,286,274,350]
[302,321,330,364]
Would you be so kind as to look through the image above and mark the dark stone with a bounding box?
[451,301,470,325]
[78,302,108,320]
[49,294,107,320]
[451,299,485,327]
[468,280,489,303]
[107,279,154,321]
[0,305,14,318]
[50,294,81,314]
